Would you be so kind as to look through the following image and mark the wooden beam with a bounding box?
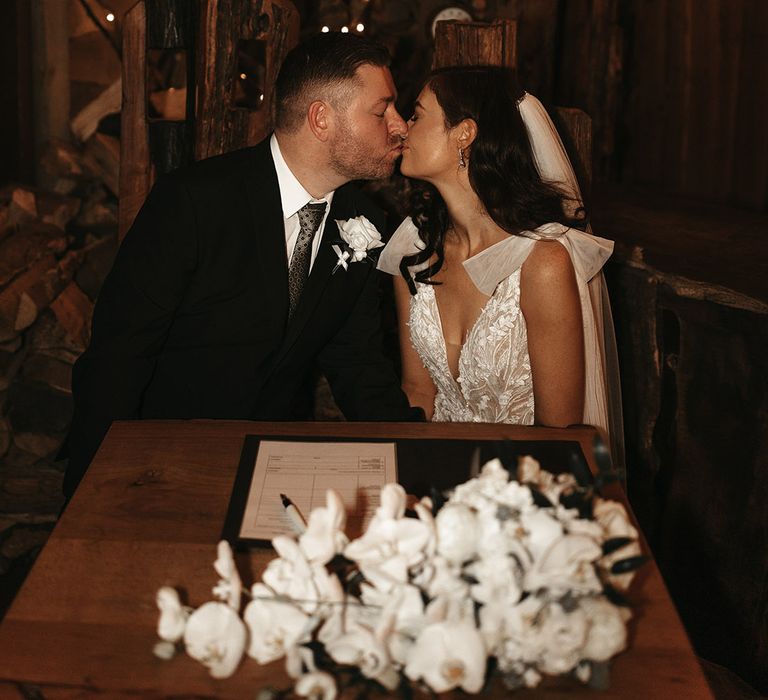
[118,2,151,240]
[30,0,71,189]
[196,0,300,160]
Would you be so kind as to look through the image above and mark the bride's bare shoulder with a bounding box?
[520,239,574,284]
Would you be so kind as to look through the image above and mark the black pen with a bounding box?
[280,493,307,534]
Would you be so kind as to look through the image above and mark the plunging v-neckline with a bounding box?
[429,284,495,384]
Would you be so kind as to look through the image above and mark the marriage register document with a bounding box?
[238,440,397,541]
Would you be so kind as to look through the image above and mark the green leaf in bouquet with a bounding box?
[610,555,649,575]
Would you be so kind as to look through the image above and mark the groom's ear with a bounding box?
[457,118,478,148]
[307,100,331,142]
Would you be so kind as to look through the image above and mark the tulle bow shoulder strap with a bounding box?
[376,217,428,277]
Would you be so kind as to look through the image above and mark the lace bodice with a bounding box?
[378,217,619,433]
[409,273,534,423]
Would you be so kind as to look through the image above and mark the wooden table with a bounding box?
[0,421,713,699]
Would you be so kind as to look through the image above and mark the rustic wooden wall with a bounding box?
[555,0,768,211]
[623,0,768,210]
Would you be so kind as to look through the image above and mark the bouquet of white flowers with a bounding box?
[155,456,643,697]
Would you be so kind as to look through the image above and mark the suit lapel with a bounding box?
[277,186,355,358]
[243,140,289,322]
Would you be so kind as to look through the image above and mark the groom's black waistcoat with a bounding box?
[64,138,412,496]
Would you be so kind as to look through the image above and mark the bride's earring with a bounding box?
[458,147,466,169]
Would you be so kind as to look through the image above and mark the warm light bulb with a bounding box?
[321,25,330,33]
[340,26,349,33]
[106,12,115,22]
[240,73,247,80]
[356,23,364,32]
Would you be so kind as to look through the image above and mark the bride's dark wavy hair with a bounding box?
[401,65,585,294]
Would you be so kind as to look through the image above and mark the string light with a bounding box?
[240,72,247,80]
[321,25,330,33]
[340,26,349,33]
[356,22,364,32]
[105,12,115,22]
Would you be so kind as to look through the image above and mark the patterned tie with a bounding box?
[287,202,327,319]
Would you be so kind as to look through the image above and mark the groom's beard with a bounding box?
[328,115,401,181]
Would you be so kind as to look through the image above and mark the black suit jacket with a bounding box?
[64,138,415,496]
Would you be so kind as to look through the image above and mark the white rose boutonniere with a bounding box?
[332,216,385,273]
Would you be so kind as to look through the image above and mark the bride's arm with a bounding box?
[520,240,585,427]
[393,275,437,420]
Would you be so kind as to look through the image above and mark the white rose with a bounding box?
[336,216,384,262]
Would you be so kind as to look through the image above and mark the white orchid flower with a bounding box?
[449,459,509,510]
[244,582,314,664]
[562,513,604,539]
[499,479,536,511]
[525,533,603,594]
[295,671,338,700]
[285,644,319,680]
[435,503,478,564]
[466,553,523,605]
[593,497,642,590]
[212,540,242,610]
[325,623,399,690]
[492,595,543,669]
[405,619,486,693]
[478,457,510,486]
[373,482,407,521]
[263,535,334,614]
[183,601,246,678]
[156,586,188,642]
[412,554,468,601]
[517,455,541,483]
[361,582,425,666]
[580,596,629,661]
[535,602,588,675]
[299,489,348,566]
[520,509,565,559]
[344,486,432,591]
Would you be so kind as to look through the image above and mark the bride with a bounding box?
[377,66,623,462]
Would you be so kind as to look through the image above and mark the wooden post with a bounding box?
[118,0,299,239]
[30,0,70,190]
[432,19,517,69]
[119,2,151,240]
[196,0,299,160]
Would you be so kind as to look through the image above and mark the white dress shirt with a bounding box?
[270,133,335,271]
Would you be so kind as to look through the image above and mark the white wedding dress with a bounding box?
[377,217,623,463]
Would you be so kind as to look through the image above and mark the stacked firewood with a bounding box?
[0,136,118,580]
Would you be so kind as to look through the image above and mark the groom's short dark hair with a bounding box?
[275,32,390,133]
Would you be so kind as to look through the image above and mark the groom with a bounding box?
[63,33,418,497]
